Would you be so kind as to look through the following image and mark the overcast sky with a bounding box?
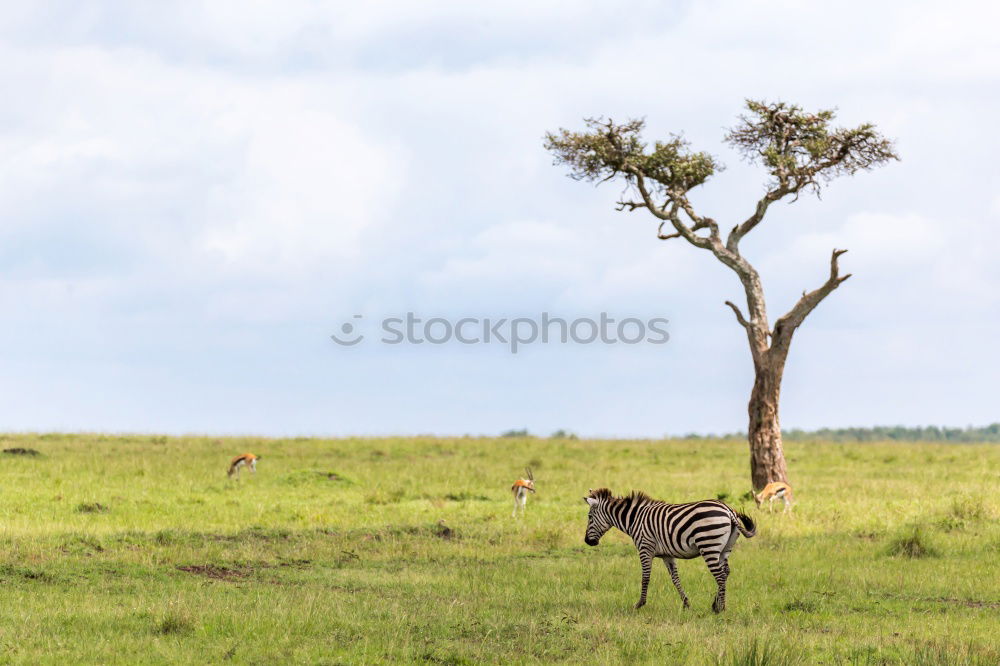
[1,1,997,437]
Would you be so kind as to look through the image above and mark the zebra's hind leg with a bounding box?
[702,550,729,613]
[662,557,690,609]
[634,551,653,609]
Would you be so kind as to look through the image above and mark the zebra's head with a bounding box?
[583,488,614,546]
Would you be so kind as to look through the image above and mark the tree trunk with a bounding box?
[748,351,789,490]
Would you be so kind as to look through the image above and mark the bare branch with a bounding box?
[772,248,851,345]
[829,248,852,283]
[629,175,673,220]
[615,199,647,212]
[656,222,682,241]
[677,200,722,242]
[726,185,789,250]
[724,300,751,330]
[631,173,714,251]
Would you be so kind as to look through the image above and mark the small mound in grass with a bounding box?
[887,526,937,559]
[75,502,110,514]
[176,564,252,581]
[155,613,193,635]
[280,470,353,486]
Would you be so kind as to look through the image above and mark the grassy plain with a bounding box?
[0,433,998,664]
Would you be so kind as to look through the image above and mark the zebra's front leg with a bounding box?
[703,551,728,613]
[634,550,653,609]
[662,557,690,609]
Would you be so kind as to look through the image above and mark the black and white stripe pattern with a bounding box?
[583,488,756,612]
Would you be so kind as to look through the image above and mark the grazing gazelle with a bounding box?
[753,481,794,513]
[227,453,260,479]
[511,468,535,517]
[584,488,756,612]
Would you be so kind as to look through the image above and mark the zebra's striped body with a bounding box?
[583,488,756,612]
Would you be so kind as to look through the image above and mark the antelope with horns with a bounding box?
[753,481,793,513]
[511,468,535,517]
[228,453,260,479]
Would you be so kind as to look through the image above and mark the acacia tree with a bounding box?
[545,100,898,489]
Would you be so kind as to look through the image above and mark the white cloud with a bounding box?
[0,1,998,434]
[764,210,1000,324]
[0,41,404,291]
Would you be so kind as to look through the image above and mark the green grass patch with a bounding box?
[886,526,938,558]
[0,433,997,663]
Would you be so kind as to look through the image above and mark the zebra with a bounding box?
[583,487,756,612]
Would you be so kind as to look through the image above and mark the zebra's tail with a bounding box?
[734,511,757,538]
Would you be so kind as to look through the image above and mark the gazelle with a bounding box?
[228,453,260,479]
[753,481,793,513]
[511,468,535,517]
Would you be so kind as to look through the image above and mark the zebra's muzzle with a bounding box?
[585,537,599,546]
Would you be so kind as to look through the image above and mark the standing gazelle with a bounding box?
[511,468,535,517]
[753,481,793,513]
[228,453,260,479]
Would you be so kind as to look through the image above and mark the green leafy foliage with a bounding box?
[725,99,898,193]
[545,100,897,210]
[544,117,719,194]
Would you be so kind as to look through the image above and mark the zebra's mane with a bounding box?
[590,488,653,505]
[623,490,652,504]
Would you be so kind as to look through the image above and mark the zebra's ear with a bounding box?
[585,497,599,507]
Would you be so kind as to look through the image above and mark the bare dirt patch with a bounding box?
[937,597,1000,610]
[0,564,55,582]
[3,447,41,456]
[176,564,253,581]
[75,502,110,514]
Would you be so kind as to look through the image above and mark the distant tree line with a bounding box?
[505,425,1000,442]
[500,428,579,440]
[781,424,1000,443]
[682,424,1000,443]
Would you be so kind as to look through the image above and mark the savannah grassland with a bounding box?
[0,434,998,665]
